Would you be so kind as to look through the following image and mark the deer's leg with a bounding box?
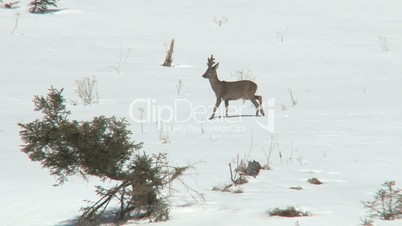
[255,95,265,116]
[224,99,229,117]
[210,98,222,119]
[249,96,261,116]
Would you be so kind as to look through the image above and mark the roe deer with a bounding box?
[202,55,265,119]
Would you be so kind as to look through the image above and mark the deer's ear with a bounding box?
[213,63,219,70]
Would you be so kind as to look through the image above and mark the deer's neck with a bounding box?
[208,75,224,96]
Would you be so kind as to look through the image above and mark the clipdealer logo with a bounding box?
[128,98,274,133]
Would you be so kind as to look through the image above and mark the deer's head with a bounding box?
[202,55,219,79]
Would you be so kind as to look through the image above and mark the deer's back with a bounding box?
[219,80,258,100]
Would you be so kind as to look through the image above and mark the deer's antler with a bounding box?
[207,54,215,68]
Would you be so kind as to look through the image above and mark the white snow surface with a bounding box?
[1,0,402,225]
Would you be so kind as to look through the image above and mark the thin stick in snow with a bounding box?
[11,12,20,35]
[288,88,298,106]
[162,39,174,67]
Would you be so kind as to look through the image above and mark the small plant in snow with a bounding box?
[138,107,144,135]
[200,123,205,134]
[276,28,288,43]
[156,121,170,144]
[212,155,249,193]
[213,16,228,27]
[74,76,98,106]
[236,132,262,177]
[281,103,289,111]
[295,149,305,168]
[379,36,390,53]
[10,12,20,35]
[29,0,58,13]
[111,45,131,75]
[362,180,402,220]
[285,140,304,167]
[231,69,256,81]
[213,152,263,193]
[288,88,298,106]
[176,79,183,96]
[229,154,249,185]
[263,133,279,170]
[208,133,217,143]
[268,206,311,217]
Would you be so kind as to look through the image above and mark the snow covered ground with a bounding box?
[1,0,402,225]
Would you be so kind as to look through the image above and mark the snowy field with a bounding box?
[1,0,402,225]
